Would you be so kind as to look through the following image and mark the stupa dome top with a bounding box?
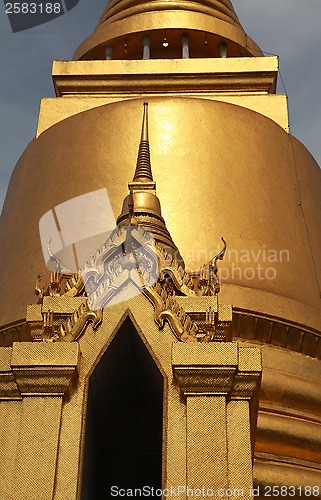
[74,0,263,60]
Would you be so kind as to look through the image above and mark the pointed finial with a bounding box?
[133,102,153,182]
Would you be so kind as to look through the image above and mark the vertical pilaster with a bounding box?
[172,342,261,495]
[0,348,21,500]
[227,400,253,496]
[227,346,262,498]
[9,342,79,500]
[187,395,228,489]
[13,397,64,500]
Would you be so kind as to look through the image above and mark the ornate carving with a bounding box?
[42,309,56,342]
[144,283,198,342]
[35,274,44,303]
[199,237,227,296]
[49,271,62,296]
[173,296,232,342]
[196,306,226,342]
[82,225,159,309]
[35,271,85,302]
[60,300,102,342]
[37,300,102,343]
[63,270,85,297]
[35,272,62,301]
[32,230,231,343]
[32,265,102,342]
[156,242,195,295]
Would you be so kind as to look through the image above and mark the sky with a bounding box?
[0,0,320,212]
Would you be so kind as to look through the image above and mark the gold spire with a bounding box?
[133,102,153,182]
[117,103,184,265]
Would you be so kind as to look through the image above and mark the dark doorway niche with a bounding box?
[80,317,163,499]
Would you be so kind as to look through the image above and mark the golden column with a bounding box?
[0,343,79,499]
[172,343,261,497]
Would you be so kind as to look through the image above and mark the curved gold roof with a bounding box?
[1,98,321,332]
[74,0,262,59]
[97,0,242,29]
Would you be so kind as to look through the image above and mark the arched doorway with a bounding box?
[81,317,164,499]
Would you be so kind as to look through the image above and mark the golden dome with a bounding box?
[74,0,262,60]
[98,0,242,29]
[1,98,321,333]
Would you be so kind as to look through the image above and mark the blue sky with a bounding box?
[0,0,320,211]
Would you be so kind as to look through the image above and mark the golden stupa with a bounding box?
[0,0,321,498]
